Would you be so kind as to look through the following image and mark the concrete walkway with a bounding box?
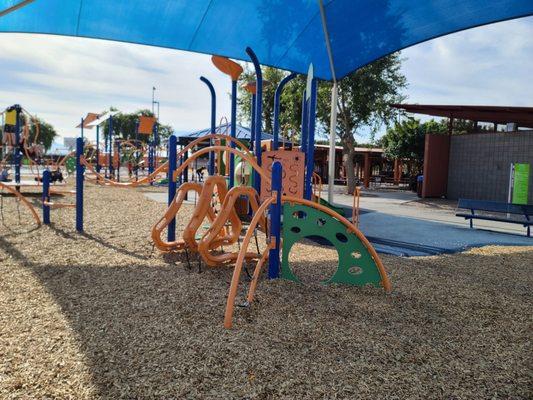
[144,186,532,257]
[325,186,532,256]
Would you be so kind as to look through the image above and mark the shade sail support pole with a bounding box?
[319,0,338,203]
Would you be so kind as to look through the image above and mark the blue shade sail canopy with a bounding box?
[0,0,532,80]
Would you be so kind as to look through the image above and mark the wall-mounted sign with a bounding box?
[511,163,530,205]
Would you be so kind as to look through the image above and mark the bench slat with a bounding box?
[458,198,533,216]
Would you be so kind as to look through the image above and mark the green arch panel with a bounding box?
[281,202,382,287]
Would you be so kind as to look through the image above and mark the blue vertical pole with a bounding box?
[246,47,263,194]
[300,90,308,152]
[273,73,297,150]
[200,77,216,176]
[76,137,84,232]
[14,105,21,186]
[167,135,177,242]
[153,122,159,172]
[304,78,318,200]
[229,79,237,188]
[108,115,113,179]
[116,140,121,183]
[42,169,51,225]
[96,125,100,173]
[104,122,109,178]
[80,117,84,139]
[268,161,282,279]
[249,94,256,151]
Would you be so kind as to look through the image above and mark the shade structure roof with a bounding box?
[1,1,532,80]
[179,123,273,142]
[391,104,533,128]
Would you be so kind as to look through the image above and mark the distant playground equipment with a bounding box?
[149,48,391,328]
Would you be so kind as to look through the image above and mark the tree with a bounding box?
[103,109,174,143]
[237,66,306,136]
[21,115,57,151]
[317,54,407,194]
[381,118,447,176]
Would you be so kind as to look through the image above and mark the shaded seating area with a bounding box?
[456,198,533,237]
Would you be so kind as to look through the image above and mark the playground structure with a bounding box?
[149,48,391,328]
[0,48,388,329]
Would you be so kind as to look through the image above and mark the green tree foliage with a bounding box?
[237,66,306,137]
[238,54,407,194]
[20,115,57,151]
[381,118,447,175]
[317,54,407,193]
[102,109,173,143]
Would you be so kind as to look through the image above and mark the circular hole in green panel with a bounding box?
[336,232,348,243]
[292,210,307,219]
[316,218,326,227]
[290,226,301,233]
[351,251,361,259]
[348,266,363,275]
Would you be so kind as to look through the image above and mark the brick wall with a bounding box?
[447,131,533,203]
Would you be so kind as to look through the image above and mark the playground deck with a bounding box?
[0,183,531,399]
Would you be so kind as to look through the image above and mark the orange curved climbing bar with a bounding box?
[172,145,271,186]
[224,194,391,329]
[198,185,267,267]
[151,182,204,252]
[0,181,41,226]
[224,196,276,328]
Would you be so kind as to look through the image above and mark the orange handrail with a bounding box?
[352,187,361,227]
[0,181,41,226]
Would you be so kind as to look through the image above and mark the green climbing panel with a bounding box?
[281,202,383,287]
[65,156,76,174]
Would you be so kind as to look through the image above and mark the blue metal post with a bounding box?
[167,135,177,242]
[300,90,308,152]
[249,94,256,151]
[153,122,159,172]
[108,115,114,179]
[268,161,283,279]
[304,78,318,200]
[200,76,216,176]
[42,169,51,225]
[134,121,139,181]
[14,105,21,186]
[95,125,100,173]
[246,47,263,194]
[116,139,121,183]
[273,73,297,150]
[75,137,84,232]
[229,79,237,188]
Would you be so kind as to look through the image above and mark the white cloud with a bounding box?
[400,16,533,107]
[0,34,236,142]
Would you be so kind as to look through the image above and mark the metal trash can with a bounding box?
[416,175,423,197]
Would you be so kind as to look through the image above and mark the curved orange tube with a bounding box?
[224,196,275,328]
[198,185,267,266]
[172,145,271,186]
[0,181,41,226]
[151,182,204,252]
[224,195,391,329]
[182,176,241,252]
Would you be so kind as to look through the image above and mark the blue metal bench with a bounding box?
[456,198,532,237]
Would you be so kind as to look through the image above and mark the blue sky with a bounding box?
[0,16,532,143]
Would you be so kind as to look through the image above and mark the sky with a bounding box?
[0,15,532,144]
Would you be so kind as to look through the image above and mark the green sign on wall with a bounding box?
[512,163,530,205]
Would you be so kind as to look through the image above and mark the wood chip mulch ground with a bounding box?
[1,182,532,399]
